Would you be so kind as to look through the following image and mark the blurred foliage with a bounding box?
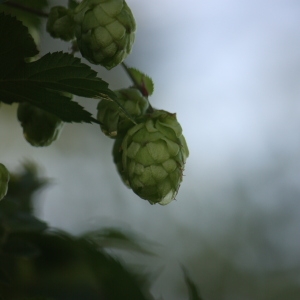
[182,267,203,300]
[0,163,153,299]
[82,228,157,256]
[0,163,200,300]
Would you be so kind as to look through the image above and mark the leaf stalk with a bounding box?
[3,1,49,18]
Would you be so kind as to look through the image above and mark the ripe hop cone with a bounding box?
[17,103,64,147]
[73,0,136,69]
[121,110,189,205]
[0,163,9,201]
[97,88,149,138]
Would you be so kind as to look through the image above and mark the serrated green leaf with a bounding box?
[0,13,38,78]
[0,52,123,123]
[127,67,154,97]
[11,52,111,98]
[0,50,130,124]
[0,82,97,123]
[182,266,203,300]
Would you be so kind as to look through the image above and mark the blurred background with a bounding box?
[1,0,300,299]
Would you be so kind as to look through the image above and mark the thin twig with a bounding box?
[121,62,140,88]
[3,1,49,18]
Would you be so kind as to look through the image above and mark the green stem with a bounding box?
[121,62,140,88]
[146,104,154,114]
[3,1,49,18]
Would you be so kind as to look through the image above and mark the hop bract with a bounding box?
[97,88,149,138]
[17,103,64,147]
[112,137,130,187]
[73,0,136,69]
[0,163,9,201]
[121,110,189,205]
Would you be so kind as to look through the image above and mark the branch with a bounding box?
[3,1,49,18]
[121,62,140,89]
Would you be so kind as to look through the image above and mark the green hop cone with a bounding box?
[121,110,189,205]
[97,88,149,138]
[46,6,76,41]
[73,0,136,69]
[0,163,9,201]
[17,103,64,147]
[112,137,130,187]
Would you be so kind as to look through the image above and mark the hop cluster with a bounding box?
[44,1,189,205]
[73,0,136,69]
[0,163,9,201]
[17,103,64,147]
[97,85,189,205]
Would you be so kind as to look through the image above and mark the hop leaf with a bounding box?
[17,102,64,147]
[120,110,189,205]
[126,67,154,97]
[0,163,9,201]
[0,12,38,78]
[73,0,136,69]
[1,52,117,124]
[97,88,149,138]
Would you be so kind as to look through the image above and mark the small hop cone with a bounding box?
[17,103,64,147]
[97,100,120,138]
[73,0,136,69]
[46,6,76,41]
[97,88,149,138]
[120,110,189,205]
[0,163,9,201]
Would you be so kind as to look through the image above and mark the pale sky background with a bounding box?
[1,0,300,299]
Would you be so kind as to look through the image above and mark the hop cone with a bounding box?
[97,88,149,138]
[73,0,136,69]
[120,110,189,205]
[0,163,9,201]
[17,103,64,147]
[46,6,76,41]
[112,137,130,187]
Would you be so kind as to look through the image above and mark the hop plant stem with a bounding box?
[121,63,141,91]
[3,1,49,17]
